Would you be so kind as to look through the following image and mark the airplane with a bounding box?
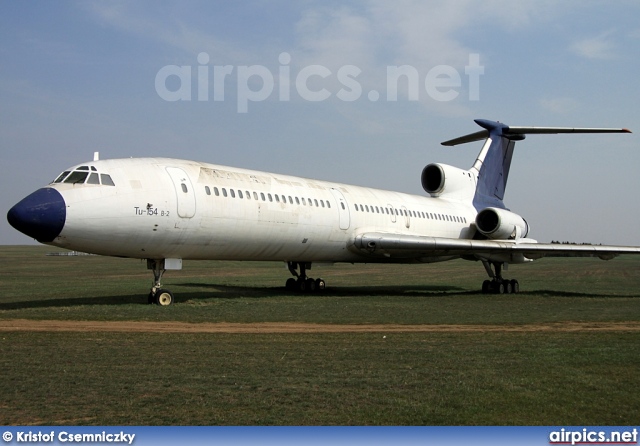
[7,119,639,306]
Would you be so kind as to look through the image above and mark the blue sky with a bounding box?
[1,0,639,245]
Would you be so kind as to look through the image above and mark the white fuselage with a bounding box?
[49,158,477,262]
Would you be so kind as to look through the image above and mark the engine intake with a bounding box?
[476,207,529,240]
[421,163,476,200]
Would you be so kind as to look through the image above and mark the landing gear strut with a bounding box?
[481,261,520,294]
[285,261,326,292]
[147,259,175,305]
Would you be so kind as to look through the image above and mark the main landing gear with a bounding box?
[481,261,520,294]
[147,259,175,306]
[285,261,326,292]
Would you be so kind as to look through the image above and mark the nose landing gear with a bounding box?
[147,259,175,305]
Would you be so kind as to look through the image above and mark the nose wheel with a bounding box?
[147,259,175,305]
[148,288,175,305]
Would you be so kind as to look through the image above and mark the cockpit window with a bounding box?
[53,171,70,183]
[100,174,115,186]
[86,172,100,184]
[64,171,89,184]
[51,166,116,186]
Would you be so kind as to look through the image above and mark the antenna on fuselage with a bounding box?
[93,152,100,161]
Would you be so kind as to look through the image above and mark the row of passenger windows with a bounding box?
[200,184,466,223]
[204,186,333,209]
[354,203,468,224]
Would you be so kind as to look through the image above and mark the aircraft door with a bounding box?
[387,203,397,223]
[400,205,410,229]
[329,188,350,230]
[166,167,196,218]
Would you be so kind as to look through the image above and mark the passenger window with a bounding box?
[214,187,220,196]
[268,193,273,202]
[260,193,266,201]
[181,184,188,193]
[230,189,235,198]
[238,190,243,199]
[205,186,211,195]
[100,174,115,186]
[341,203,345,210]
[275,195,280,202]
[222,188,228,197]
[295,197,300,205]
[253,192,258,200]
[87,173,100,185]
[246,191,251,199]
[326,201,331,208]
[302,198,307,206]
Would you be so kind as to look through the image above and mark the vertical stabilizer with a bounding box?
[468,120,517,210]
[441,119,631,211]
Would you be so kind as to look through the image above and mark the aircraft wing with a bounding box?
[352,233,640,262]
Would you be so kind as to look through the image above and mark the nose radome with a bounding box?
[7,188,66,243]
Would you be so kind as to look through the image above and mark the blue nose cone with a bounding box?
[7,188,66,243]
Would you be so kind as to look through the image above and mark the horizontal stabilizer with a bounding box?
[442,119,631,146]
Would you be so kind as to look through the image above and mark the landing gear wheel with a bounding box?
[480,261,521,295]
[306,278,317,292]
[154,289,174,306]
[285,261,326,293]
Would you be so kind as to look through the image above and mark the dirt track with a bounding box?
[1,319,640,333]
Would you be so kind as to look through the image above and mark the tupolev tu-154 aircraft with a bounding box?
[7,119,639,305]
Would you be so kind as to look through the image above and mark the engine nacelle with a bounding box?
[421,163,476,200]
[475,207,530,240]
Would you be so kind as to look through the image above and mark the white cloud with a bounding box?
[570,30,617,60]
[81,1,254,63]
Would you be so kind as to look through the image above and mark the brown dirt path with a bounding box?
[1,319,640,333]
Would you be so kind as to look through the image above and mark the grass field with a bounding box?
[1,246,639,425]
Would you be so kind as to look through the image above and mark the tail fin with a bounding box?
[441,119,631,210]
